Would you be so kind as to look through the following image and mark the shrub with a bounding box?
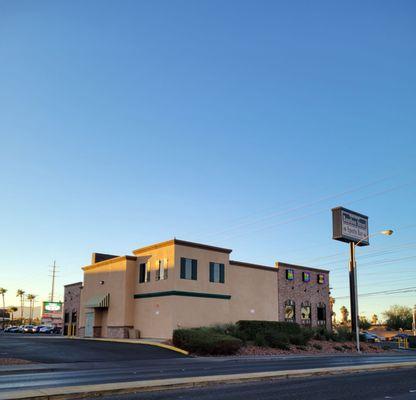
[172,328,242,355]
[289,333,309,346]
[382,345,390,351]
[332,326,353,342]
[313,327,331,341]
[254,333,267,347]
[263,330,290,350]
[210,323,239,337]
[296,345,308,351]
[359,316,371,331]
[342,344,352,350]
[312,343,322,350]
[301,328,315,342]
[334,345,344,352]
[237,320,301,341]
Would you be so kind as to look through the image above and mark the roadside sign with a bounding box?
[332,207,369,246]
[42,301,63,319]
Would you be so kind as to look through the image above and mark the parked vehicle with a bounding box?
[22,325,37,333]
[4,326,18,332]
[360,332,381,343]
[39,326,61,334]
[39,326,54,334]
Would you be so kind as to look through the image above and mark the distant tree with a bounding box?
[26,294,36,324]
[340,306,349,324]
[359,316,371,330]
[16,289,25,322]
[8,306,18,324]
[329,296,336,322]
[371,314,379,325]
[0,288,7,328]
[383,305,412,330]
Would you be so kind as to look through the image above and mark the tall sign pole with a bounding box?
[349,242,360,351]
[332,207,369,353]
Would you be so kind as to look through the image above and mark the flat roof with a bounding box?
[133,238,233,255]
[64,282,83,287]
[83,255,137,271]
[230,260,278,272]
[275,261,330,274]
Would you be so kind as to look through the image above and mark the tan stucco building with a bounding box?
[78,239,331,339]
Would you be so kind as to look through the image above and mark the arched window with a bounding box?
[317,302,326,326]
[301,301,311,326]
[284,300,295,322]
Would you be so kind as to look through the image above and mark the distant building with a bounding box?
[63,282,82,335]
[0,309,10,320]
[76,239,331,339]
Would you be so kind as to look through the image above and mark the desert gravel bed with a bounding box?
[237,340,392,356]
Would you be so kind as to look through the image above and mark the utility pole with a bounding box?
[413,305,416,337]
[50,261,58,302]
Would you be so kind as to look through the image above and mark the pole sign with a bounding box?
[42,301,63,319]
[332,207,369,246]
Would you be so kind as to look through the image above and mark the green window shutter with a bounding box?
[220,263,225,283]
[139,263,145,283]
[180,258,186,279]
[191,259,197,280]
[209,262,214,282]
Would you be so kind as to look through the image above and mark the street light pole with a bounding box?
[348,229,393,353]
[413,305,416,337]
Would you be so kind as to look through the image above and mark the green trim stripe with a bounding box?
[134,290,231,300]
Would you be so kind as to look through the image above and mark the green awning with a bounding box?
[85,293,110,308]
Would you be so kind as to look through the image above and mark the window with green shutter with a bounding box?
[209,262,225,283]
[139,263,146,283]
[180,258,197,280]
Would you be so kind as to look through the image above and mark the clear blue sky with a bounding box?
[1,1,415,319]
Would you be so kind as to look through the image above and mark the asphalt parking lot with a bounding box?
[0,334,186,363]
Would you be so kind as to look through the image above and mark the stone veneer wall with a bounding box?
[277,265,332,329]
[63,282,82,335]
[107,326,133,338]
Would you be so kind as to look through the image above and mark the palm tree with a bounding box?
[0,288,7,328]
[16,289,25,323]
[26,294,36,324]
[8,306,18,324]
[340,306,349,325]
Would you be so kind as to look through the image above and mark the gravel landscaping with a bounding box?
[237,340,393,356]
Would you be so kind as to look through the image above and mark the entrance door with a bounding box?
[85,311,94,337]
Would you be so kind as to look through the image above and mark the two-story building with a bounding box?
[78,239,331,339]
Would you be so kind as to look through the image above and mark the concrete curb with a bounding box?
[68,336,189,355]
[1,361,416,400]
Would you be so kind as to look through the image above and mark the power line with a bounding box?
[300,239,416,266]
[198,176,394,241]
[334,286,416,300]
[213,181,412,243]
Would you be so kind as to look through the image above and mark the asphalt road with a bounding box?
[96,369,416,400]
[1,334,416,393]
[0,334,185,362]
